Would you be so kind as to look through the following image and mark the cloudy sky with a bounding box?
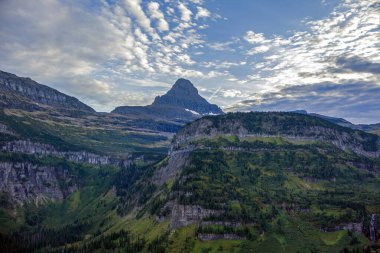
[0,0,379,123]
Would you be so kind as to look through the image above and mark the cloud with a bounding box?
[124,0,160,40]
[178,2,192,22]
[336,56,380,74]
[239,0,380,95]
[244,31,266,44]
[0,0,221,111]
[208,41,236,51]
[247,45,270,55]
[195,6,210,19]
[147,2,169,32]
[0,0,378,122]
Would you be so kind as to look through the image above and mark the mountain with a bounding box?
[2,111,379,253]
[0,70,95,113]
[1,70,379,252]
[112,78,223,121]
[292,110,380,134]
[358,123,380,136]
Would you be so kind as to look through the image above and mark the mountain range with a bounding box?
[0,70,379,253]
[292,110,380,134]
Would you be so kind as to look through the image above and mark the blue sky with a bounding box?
[0,0,379,123]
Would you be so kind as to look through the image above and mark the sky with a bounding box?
[0,0,379,124]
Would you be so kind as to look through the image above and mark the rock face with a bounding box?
[152,79,223,115]
[0,123,14,135]
[2,140,131,167]
[173,112,380,158]
[370,214,377,244]
[0,162,77,205]
[322,222,363,233]
[198,233,246,241]
[153,151,190,185]
[171,203,223,229]
[0,70,94,112]
[112,78,223,121]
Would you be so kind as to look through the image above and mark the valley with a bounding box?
[0,71,379,253]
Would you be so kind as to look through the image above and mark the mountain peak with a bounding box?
[163,78,199,97]
[152,79,222,115]
[112,78,223,121]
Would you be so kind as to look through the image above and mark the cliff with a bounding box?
[0,70,95,113]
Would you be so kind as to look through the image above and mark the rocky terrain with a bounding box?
[124,111,380,252]
[0,70,95,113]
[173,112,380,158]
[2,140,131,167]
[112,78,223,121]
[0,162,77,206]
[0,71,379,253]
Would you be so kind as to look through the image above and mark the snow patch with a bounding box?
[185,109,200,115]
[203,112,219,116]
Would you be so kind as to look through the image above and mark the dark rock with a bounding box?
[0,70,94,113]
[171,203,224,229]
[112,78,223,122]
[198,233,246,241]
[0,162,77,205]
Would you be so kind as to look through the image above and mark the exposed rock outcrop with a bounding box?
[112,78,223,122]
[0,70,94,112]
[0,123,14,135]
[370,214,377,244]
[153,151,190,185]
[171,203,224,229]
[322,222,363,233]
[173,112,380,158]
[198,233,246,241]
[2,140,132,167]
[0,162,77,205]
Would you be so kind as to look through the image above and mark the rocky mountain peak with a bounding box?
[113,78,223,121]
[167,78,199,96]
[152,78,223,115]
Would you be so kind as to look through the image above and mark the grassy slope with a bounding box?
[163,135,379,252]
[0,109,170,156]
[1,111,380,252]
[20,135,377,252]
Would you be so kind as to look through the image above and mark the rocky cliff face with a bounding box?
[2,140,132,167]
[112,78,223,122]
[0,162,77,205]
[152,78,223,115]
[173,112,380,158]
[171,203,224,229]
[0,140,134,207]
[0,123,14,135]
[0,70,94,112]
[370,214,378,244]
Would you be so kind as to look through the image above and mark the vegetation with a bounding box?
[1,111,379,252]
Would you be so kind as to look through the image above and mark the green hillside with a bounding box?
[1,112,379,253]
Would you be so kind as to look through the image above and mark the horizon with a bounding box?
[2,69,374,126]
[0,0,379,124]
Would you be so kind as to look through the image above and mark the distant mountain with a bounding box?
[112,78,223,121]
[291,110,380,134]
[0,70,95,113]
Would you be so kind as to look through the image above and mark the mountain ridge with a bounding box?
[291,110,380,133]
[0,70,95,113]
